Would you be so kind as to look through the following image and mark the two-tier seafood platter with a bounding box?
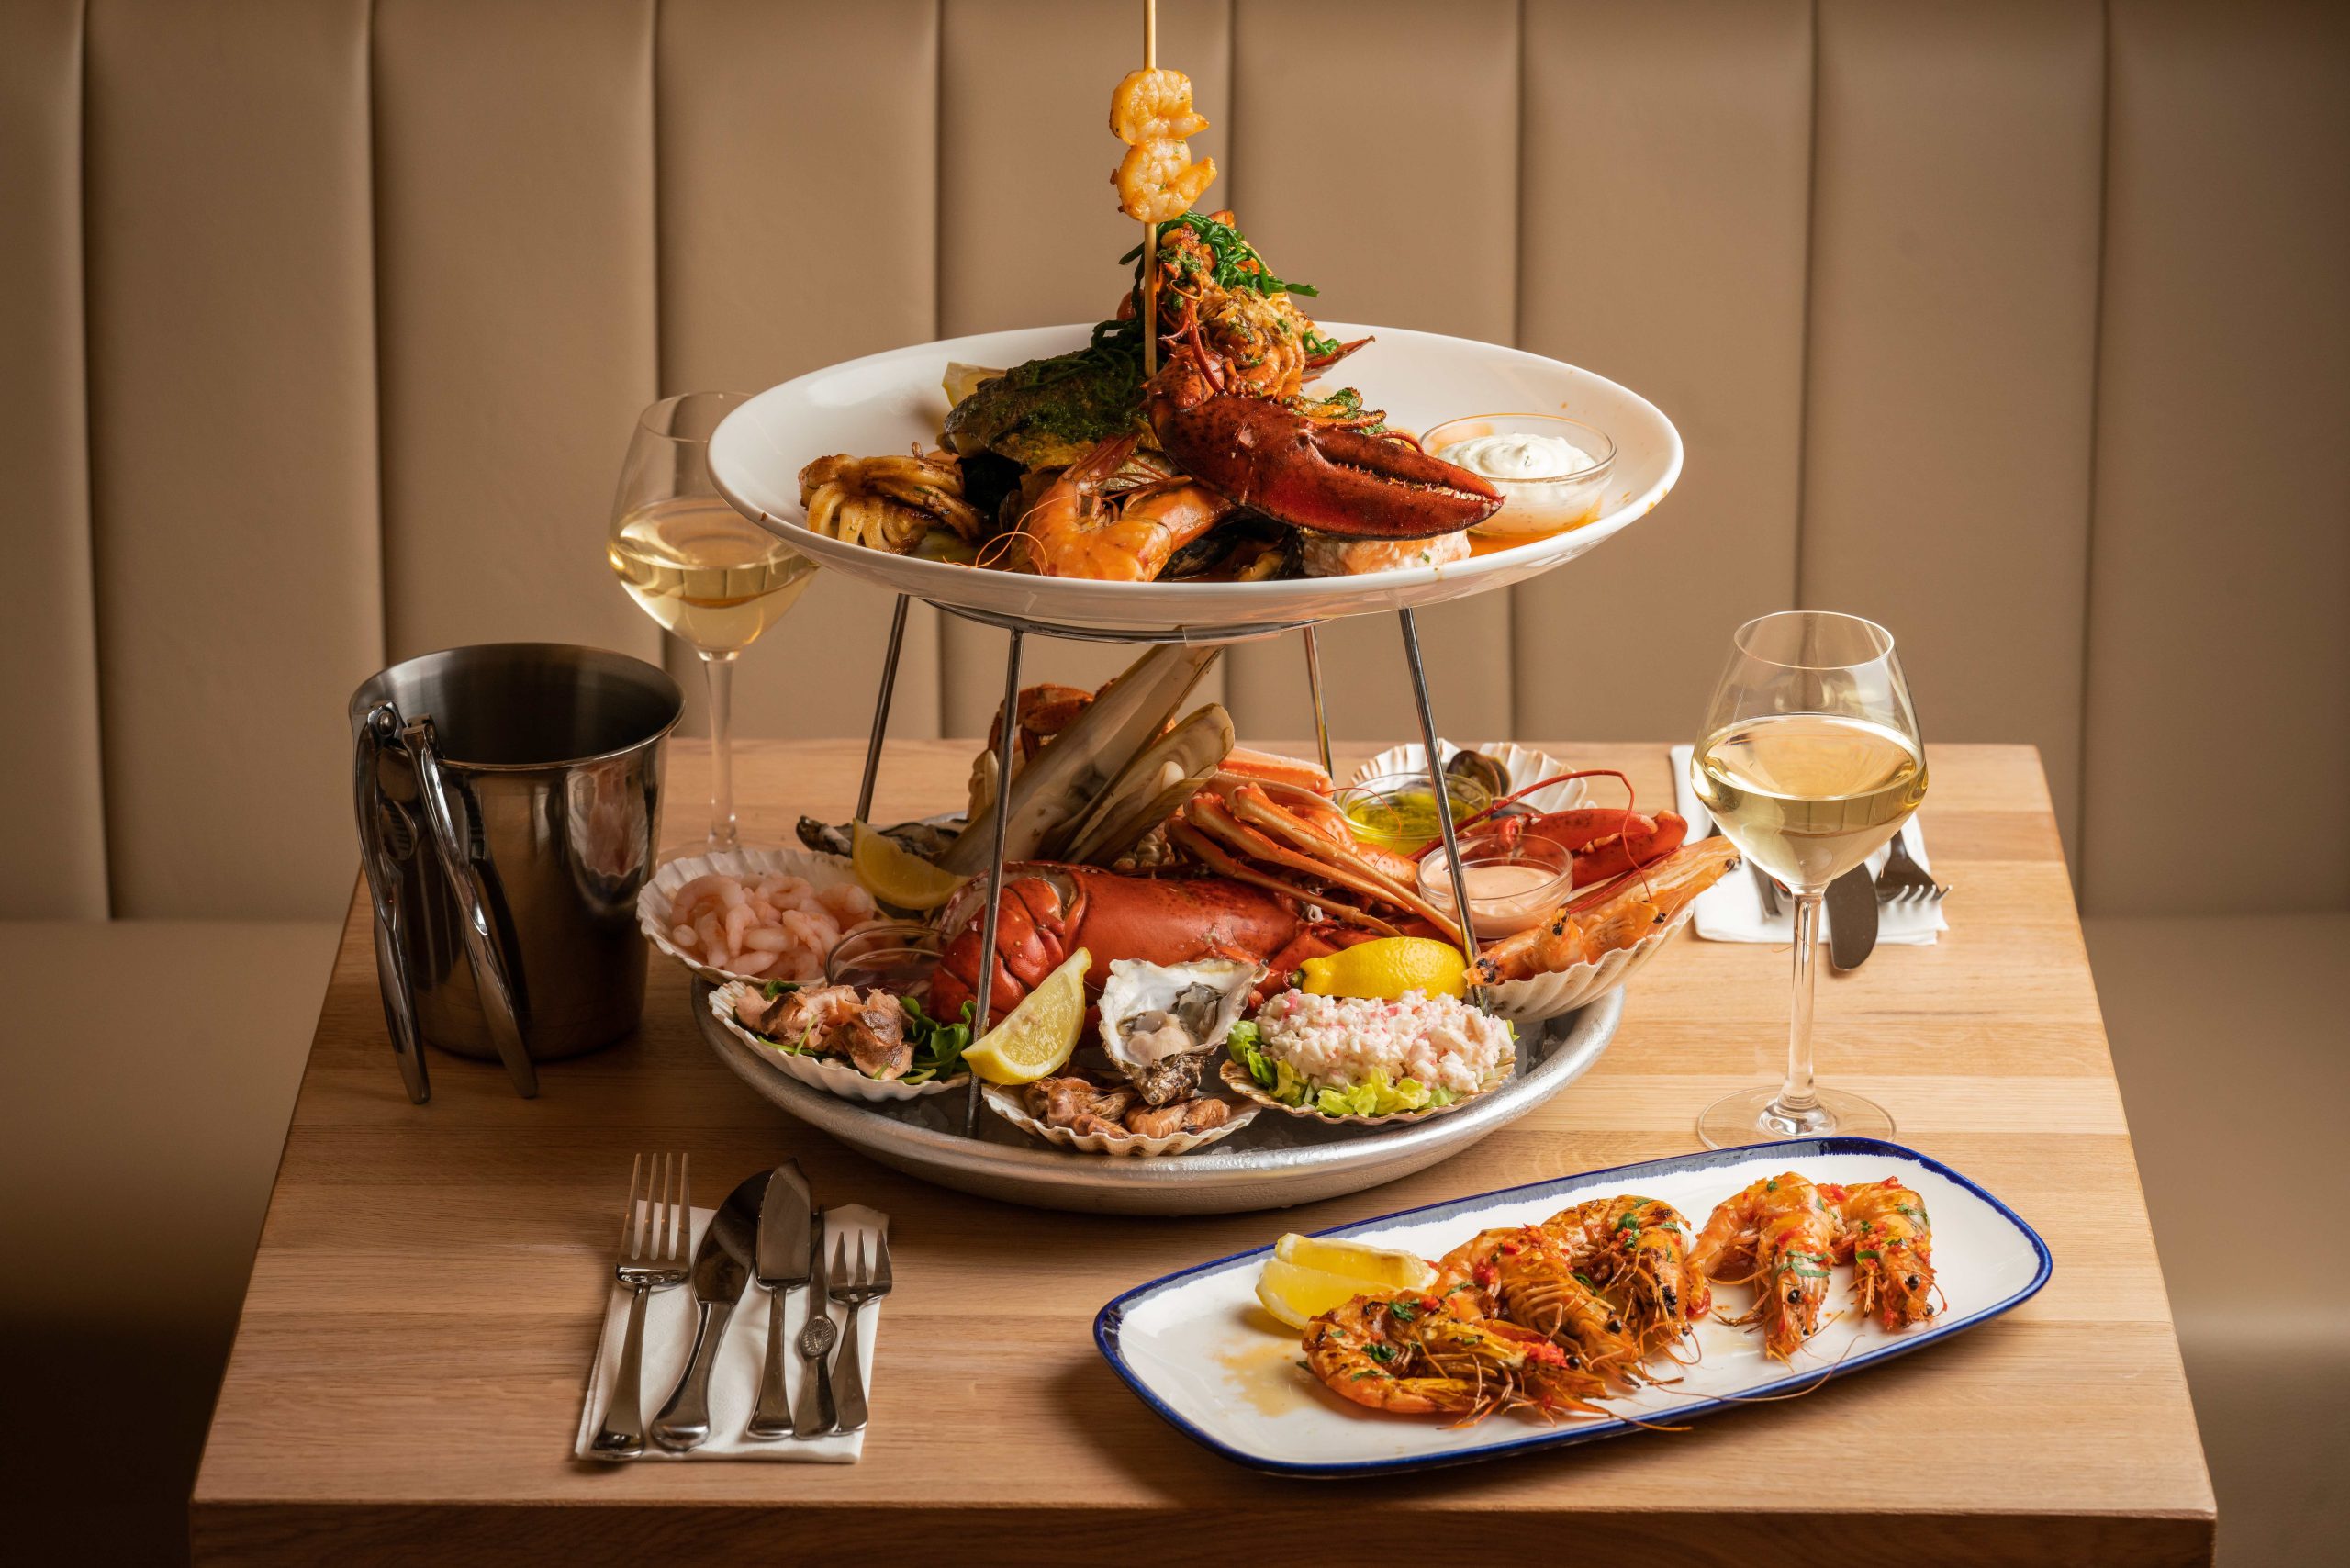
[665,29,1707,1214]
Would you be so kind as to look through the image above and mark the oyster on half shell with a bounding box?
[1097,957,1259,1106]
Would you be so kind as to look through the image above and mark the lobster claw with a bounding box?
[1147,356,1502,539]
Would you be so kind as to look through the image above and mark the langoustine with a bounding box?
[1823,1177,1938,1330]
[1691,1172,1843,1362]
[1301,1292,1607,1427]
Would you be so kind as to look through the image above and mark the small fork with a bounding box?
[591,1153,691,1458]
[1877,824,1949,906]
[825,1231,893,1434]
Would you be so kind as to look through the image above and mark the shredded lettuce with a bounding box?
[1224,1023,1460,1118]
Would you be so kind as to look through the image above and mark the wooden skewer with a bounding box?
[1141,0,1158,377]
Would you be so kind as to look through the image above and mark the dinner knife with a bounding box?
[744,1161,811,1439]
[790,1208,841,1439]
[1827,862,1880,972]
[649,1170,765,1451]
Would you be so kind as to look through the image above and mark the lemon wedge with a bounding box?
[851,821,967,912]
[1274,1233,1439,1291]
[959,947,1090,1084]
[1257,1258,1414,1330]
[1295,936,1467,1001]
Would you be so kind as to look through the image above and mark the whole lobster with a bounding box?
[930,863,1356,1028]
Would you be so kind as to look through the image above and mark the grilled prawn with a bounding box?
[1824,1178,1938,1329]
[1302,1293,1607,1427]
[1692,1173,1843,1362]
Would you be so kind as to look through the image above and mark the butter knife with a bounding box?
[1827,862,1880,971]
[790,1208,840,1439]
[744,1161,811,1439]
[649,1170,764,1451]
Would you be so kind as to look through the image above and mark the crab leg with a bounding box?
[1222,787,1458,932]
[1164,821,1400,935]
[1190,793,1464,946]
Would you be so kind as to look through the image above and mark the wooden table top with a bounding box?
[193,740,2213,1565]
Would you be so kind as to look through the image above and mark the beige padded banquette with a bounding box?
[3,0,2345,924]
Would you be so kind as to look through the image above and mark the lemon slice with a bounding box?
[959,947,1091,1084]
[1274,1233,1438,1292]
[1256,1258,1418,1330]
[1295,936,1467,1001]
[851,822,967,912]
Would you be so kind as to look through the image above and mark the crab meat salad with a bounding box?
[1228,990,1515,1118]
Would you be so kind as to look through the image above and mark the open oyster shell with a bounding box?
[1097,957,1260,1106]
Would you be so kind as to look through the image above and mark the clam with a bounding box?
[1444,748,1514,803]
[1097,957,1259,1105]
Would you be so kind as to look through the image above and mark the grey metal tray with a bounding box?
[691,980,1622,1215]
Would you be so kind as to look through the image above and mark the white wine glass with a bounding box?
[607,392,816,851]
[1689,611,1927,1147]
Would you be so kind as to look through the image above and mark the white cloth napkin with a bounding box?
[573,1203,890,1462]
[1669,743,1949,946]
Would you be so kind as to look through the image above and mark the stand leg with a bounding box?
[1301,625,1333,780]
[855,594,912,824]
[1396,610,1491,1020]
[966,626,1025,1136]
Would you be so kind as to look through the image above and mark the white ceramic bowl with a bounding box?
[706,322,1680,634]
[638,846,868,986]
[707,981,968,1103]
[981,1082,1259,1157]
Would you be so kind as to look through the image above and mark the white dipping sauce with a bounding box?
[1436,432,1596,480]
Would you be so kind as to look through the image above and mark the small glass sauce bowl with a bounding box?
[1333,772,1495,854]
[824,921,943,993]
[1424,412,1617,540]
[1416,834,1575,938]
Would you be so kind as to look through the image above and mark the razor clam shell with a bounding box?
[980,1082,1258,1157]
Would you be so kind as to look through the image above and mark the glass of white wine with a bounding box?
[1690,611,1927,1147]
[607,392,815,851]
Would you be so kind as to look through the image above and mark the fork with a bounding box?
[826,1230,892,1434]
[1877,824,1948,905]
[590,1152,691,1458]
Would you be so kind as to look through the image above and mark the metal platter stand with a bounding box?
[845,591,1496,1141]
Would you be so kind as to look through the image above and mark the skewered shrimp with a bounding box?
[1302,1294,1606,1427]
[1108,67,1209,142]
[1114,138,1217,225]
[1824,1178,1938,1329]
[1692,1173,1842,1362]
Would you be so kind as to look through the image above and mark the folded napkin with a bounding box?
[573,1203,890,1462]
[1669,744,1948,946]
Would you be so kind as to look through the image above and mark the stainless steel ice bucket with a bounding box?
[350,644,684,1102]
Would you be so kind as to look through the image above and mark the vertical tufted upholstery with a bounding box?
[84,0,384,919]
[1,0,2344,921]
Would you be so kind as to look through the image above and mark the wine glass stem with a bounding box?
[1775,890,1825,1116]
[701,650,739,850]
